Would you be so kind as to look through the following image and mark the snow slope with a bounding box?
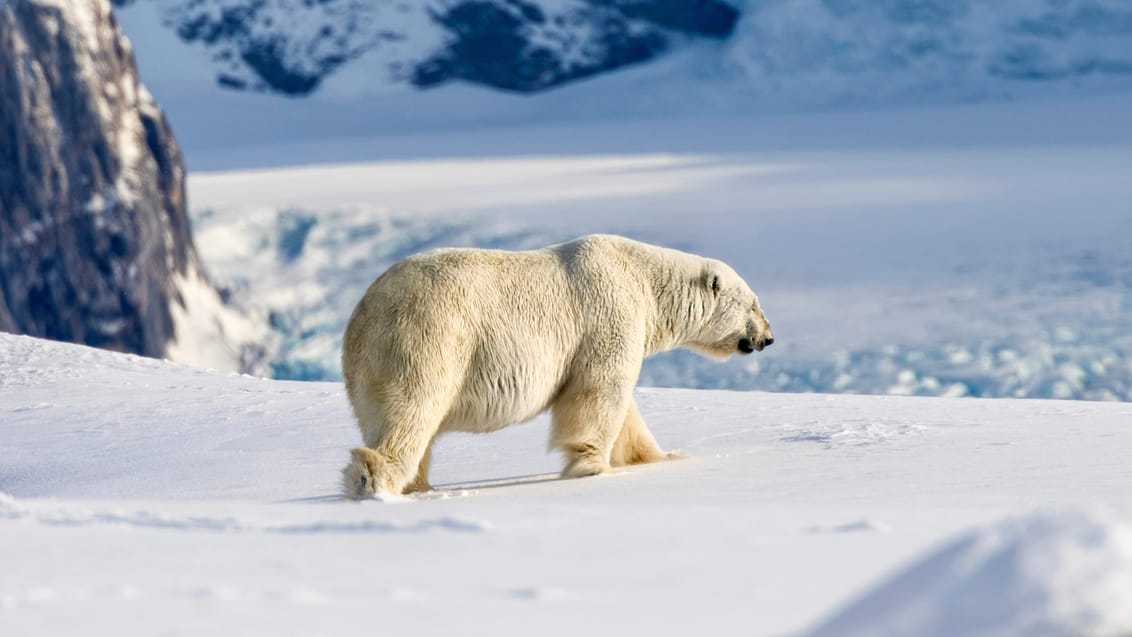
[805,510,1132,637]
[183,94,1132,401]
[3,332,1132,635]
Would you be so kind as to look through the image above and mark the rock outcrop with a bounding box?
[0,0,257,369]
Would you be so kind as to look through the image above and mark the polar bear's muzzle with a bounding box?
[738,316,774,354]
[738,336,774,354]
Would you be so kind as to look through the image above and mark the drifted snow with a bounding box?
[2,332,1132,635]
[804,510,1132,637]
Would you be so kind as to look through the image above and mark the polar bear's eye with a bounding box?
[709,274,720,294]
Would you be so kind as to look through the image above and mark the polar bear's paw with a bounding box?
[342,447,394,500]
[562,455,613,479]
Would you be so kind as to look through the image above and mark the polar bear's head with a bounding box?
[686,259,773,361]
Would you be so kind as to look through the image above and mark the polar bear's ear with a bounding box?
[705,270,721,295]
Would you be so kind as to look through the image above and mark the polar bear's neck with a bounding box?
[617,241,707,357]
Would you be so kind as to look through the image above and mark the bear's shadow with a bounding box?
[279,472,565,504]
[432,472,564,493]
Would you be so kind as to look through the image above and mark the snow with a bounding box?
[3,332,1132,635]
[804,510,1132,637]
[154,0,448,93]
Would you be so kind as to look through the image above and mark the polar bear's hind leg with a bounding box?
[610,399,681,467]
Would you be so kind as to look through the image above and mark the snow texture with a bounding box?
[3,332,1132,635]
[804,510,1132,637]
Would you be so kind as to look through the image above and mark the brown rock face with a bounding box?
[0,0,201,357]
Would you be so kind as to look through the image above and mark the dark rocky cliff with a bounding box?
[0,0,205,358]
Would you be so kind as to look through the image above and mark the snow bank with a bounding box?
[804,510,1132,637]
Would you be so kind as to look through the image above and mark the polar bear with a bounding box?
[341,234,773,499]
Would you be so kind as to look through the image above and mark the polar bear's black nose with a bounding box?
[739,337,774,353]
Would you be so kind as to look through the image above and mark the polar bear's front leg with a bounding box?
[550,384,631,479]
[610,398,682,466]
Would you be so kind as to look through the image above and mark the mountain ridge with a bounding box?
[110,0,1132,105]
[110,0,739,95]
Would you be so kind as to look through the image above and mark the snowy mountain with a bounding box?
[109,0,1132,104]
[0,0,263,371]
[3,331,1132,635]
[103,0,1132,178]
[109,0,738,95]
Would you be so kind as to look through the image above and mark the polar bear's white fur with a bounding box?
[341,234,773,498]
